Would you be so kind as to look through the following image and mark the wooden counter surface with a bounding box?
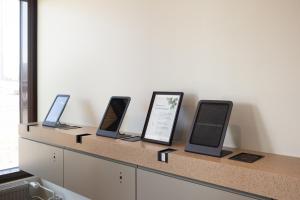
[19,124,300,200]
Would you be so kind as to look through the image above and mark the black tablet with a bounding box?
[185,100,233,157]
[96,96,131,138]
[43,95,70,127]
[141,91,184,146]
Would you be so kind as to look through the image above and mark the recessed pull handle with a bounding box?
[76,133,92,143]
[158,148,177,163]
[26,123,39,132]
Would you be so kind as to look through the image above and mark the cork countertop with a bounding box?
[19,124,300,200]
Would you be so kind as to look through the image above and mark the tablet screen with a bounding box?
[45,95,69,123]
[144,94,181,143]
[190,103,229,147]
[100,98,129,132]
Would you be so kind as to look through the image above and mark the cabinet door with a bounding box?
[64,150,136,200]
[19,138,64,186]
[137,169,263,200]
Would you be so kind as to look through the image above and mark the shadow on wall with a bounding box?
[78,98,99,126]
[173,93,198,143]
[226,103,273,153]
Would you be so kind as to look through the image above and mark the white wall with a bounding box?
[38,0,300,157]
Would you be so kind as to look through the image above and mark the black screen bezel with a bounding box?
[96,96,131,138]
[141,91,184,146]
[42,94,70,127]
[185,100,233,157]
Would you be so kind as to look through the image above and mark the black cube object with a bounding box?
[185,100,233,157]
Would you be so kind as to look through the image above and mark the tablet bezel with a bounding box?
[141,91,184,146]
[185,100,233,157]
[96,96,131,138]
[42,94,70,127]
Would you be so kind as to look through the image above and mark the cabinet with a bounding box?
[19,138,268,200]
[19,138,64,186]
[64,150,136,200]
[137,169,263,200]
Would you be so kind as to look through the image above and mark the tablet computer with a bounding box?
[141,91,184,146]
[42,95,70,127]
[185,100,233,157]
[96,96,131,138]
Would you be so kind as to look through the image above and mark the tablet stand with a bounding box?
[56,122,81,130]
[185,100,233,158]
[220,150,233,157]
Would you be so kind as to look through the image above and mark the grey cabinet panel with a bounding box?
[137,169,260,200]
[19,138,64,186]
[64,150,136,200]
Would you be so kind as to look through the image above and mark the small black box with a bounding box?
[229,153,264,163]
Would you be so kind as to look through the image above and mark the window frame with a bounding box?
[20,0,37,123]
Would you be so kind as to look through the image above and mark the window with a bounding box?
[0,0,20,171]
[0,0,36,181]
